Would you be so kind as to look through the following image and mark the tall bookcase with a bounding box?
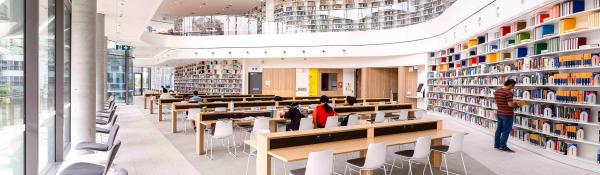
[427,0,600,170]
[173,60,243,94]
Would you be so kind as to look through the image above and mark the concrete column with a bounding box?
[96,13,106,110]
[71,0,96,156]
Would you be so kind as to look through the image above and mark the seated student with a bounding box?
[189,91,202,103]
[159,89,173,99]
[346,96,357,106]
[284,102,308,131]
[313,95,337,128]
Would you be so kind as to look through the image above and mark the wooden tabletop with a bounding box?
[266,129,458,162]
[199,118,287,126]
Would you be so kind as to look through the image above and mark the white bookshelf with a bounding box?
[427,0,600,172]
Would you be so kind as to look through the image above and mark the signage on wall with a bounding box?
[116,45,132,51]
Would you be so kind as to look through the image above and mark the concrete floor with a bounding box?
[59,96,597,175]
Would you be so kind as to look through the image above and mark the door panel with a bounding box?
[248,72,262,94]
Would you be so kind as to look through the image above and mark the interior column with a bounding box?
[96,13,106,109]
[70,0,97,156]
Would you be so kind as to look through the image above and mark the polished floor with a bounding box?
[61,97,597,175]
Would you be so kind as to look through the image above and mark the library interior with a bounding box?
[3,0,600,175]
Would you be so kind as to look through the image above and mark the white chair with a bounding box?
[431,133,467,175]
[373,111,385,123]
[414,109,427,120]
[390,136,433,175]
[243,118,270,153]
[298,118,314,131]
[343,143,388,175]
[398,110,409,121]
[185,108,201,134]
[206,120,237,160]
[244,129,271,175]
[324,116,339,128]
[347,114,359,126]
[289,150,334,175]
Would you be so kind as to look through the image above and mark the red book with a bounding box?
[538,13,550,24]
[576,37,587,48]
[501,26,511,36]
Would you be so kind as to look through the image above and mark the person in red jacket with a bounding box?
[313,95,336,128]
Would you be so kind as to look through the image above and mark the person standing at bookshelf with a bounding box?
[494,79,520,152]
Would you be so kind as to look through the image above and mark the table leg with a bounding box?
[431,138,443,168]
[149,99,154,114]
[256,136,271,175]
[171,110,178,133]
[268,120,278,132]
[158,103,163,121]
[196,124,205,155]
[144,96,147,109]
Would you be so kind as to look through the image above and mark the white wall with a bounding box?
[342,68,355,96]
[295,68,309,96]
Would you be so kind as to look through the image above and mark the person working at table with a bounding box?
[284,102,308,131]
[159,88,173,99]
[189,91,202,103]
[313,95,336,128]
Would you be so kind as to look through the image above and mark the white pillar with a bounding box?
[71,0,96,156]
[96,13,106,109]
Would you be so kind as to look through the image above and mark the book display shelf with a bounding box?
[427,0,600,170]
[174,60,243,94]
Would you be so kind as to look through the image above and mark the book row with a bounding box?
[516,104,596,123]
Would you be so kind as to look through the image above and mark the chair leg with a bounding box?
[232,135,238,156]
[245,155,252,175]
[426,157,433,175]
[344,164,348,175]
[443,154,449,175]
[383,165,388,175]
[389,157,396,175]
[408,160,413,175]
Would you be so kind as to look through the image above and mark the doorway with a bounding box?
[248,72,262,94]
[134,73,143,96]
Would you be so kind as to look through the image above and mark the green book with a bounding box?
[534,43,548,55]
[517,32,531,43]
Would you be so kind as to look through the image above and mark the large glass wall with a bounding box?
[38,0,56,173]
[0,0,24,174]
[107,48,134,104]
[63,3,71,150]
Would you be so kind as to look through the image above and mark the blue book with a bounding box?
[490,45,498,51]
[572,0,585,14]
[517,47,528,58]
[541,25,554,36]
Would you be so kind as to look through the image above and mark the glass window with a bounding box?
[39,0,56,173]
[0,0,25,174]
[63,5,71,148]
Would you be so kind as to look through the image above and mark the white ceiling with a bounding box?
[155,0,261,17]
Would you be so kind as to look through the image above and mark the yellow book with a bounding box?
[560,18,576,34]
[468,39,478,48]
[487,53,498,63]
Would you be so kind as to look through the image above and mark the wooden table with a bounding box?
[143,93,159,109]
[251,119,458,175]
[157,98,183,121]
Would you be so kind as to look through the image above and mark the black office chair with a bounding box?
[76,124,119,152]
[60,140,121,175]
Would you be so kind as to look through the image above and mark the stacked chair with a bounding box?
[60,96,129,175]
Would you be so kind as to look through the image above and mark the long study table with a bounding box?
[248,119,461,175]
